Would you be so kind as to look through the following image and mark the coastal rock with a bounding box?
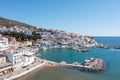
[82,58,105,72]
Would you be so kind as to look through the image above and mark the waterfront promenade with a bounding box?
[0,57,46,80]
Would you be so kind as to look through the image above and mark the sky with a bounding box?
[0,0,120,36]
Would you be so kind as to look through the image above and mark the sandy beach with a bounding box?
[15,64,57,80]
[15,61,63,80]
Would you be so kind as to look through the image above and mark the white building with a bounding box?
[0,27,7,32]
[9,37,19,49]
[3,49,23,69]
[3,47,36,69]
[0,34,9,51]
[22,51,35,67]
[0,49,13,76]
[24,41,32,46]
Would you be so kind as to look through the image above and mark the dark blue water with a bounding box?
[19,37,120,80]
[94,37,120,46]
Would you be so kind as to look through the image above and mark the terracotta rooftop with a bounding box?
[0,55,5,58]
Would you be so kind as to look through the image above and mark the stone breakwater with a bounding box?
[46,58,105,72]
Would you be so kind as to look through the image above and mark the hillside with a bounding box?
[0,16,97,49]
[0,16,34,28]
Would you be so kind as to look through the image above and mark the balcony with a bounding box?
[0,62,12,72]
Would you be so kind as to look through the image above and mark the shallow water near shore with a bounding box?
[17,66,111,80]
[17,37,120,80]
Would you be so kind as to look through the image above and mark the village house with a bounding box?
[9,37,19,49]
[16,47,37,67]
[0,56,6,64]
[23,41,32,46]
[22,50,36,67]
[3,49,23,70]
[0,55,13,76]
[0,34,9,51]
[0,26,7,32]
[25,30,32,35]
[17,41,33,47]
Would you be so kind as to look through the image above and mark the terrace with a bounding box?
[0,62,12,72]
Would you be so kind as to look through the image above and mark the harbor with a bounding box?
[17,47,120,80]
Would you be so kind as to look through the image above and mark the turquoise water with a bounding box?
[18,37,120,80]
[39,48,120,80]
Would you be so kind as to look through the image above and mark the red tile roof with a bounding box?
[0,56,5,58]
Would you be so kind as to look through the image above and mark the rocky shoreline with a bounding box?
[82,58,105,72]
[96,43,120,50]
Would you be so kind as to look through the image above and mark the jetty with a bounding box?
[46,58,105,72]
[67,58,104,72]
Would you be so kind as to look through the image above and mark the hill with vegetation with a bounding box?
[0,16,34,28]
[0,16,47,41]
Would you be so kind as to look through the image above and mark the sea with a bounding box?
[18,37,120,80]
